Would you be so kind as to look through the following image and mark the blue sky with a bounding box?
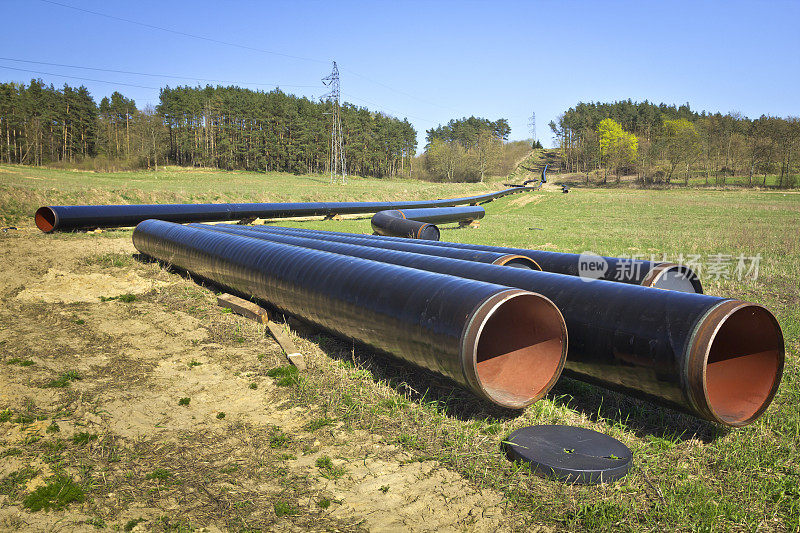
[1,0,798,149]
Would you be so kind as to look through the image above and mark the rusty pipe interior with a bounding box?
[690,303,784,426]
[466,292,567,408]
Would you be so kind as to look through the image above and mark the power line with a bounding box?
[341,68,460,113]
[38,0,327,65]
[0,65,159,90]
[0,57,320,88]
[39,0,457,116]
[341,92,437,125]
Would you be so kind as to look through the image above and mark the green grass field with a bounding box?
[1,163,799,530]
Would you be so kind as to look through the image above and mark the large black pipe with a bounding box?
[233,225,703,294]
[133,219,567,409]
[195,223,785,426]
[370,206,485,241]
[206,224,538,269]
[35,187,532,232]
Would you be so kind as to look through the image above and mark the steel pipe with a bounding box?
[133,219,567,409]
[232,225,703,293]
[35,187,532,232]
[206,224,538,269]
[370,206,485,240]
[195,223,784,426]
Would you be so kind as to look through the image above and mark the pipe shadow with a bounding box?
[284,316,524,422]
[550,377,729,443]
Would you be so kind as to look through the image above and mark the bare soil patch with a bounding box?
[0,227,515,531]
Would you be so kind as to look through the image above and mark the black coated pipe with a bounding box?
[35,186,532,232]
[207,224,538,269]
[370,206,485,240]
[133,219,567,409]
[195,223,785,426]
[234,225,703,293]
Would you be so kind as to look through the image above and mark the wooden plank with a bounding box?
[266,322,306,370]
[216,293,270,324]
[216,293,305,370]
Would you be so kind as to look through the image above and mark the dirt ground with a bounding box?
[0,226,525,532]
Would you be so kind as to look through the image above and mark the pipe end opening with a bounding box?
[703,305,784,426]
[472,293,566,408]
[646,264,703,293]
[418,224,440,241]
[35,207,56,233]
[493,255,540,270]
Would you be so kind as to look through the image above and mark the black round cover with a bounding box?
[503,425,632,484]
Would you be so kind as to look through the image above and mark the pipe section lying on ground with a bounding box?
[195,223,784,426]
[35,186,532,232]
[133,219,567,409]
[234,225,703,293]
[370,206,486,240]
[207,224,538,269]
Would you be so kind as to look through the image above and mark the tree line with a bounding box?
[0,79,417,178]
[550,100,800,187]
[416,116,522,182]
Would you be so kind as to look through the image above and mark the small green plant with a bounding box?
[73,319,86,325]
[249,382,258,390]
[99,293,136,303]
[187,360,202,368]
[145,468,172,481]
[5,358,34,367]
[570,500,626,529]
[318,497,331,509]
[269,430,290,448]
[316,456,346,480]
[647,434,679,450]
[266,365,299,387]
[72,432,98,445]
[46,420,60,433]
[124,517,146,531]
[0,467,38,498]
[81,252,132,268]
[23,433,41,445]
[178,397,190,406]
[379,485,390,494]
[0,409,12,422]
[1,447,23,457]
[305,417,333,431]
[216,412,226,419]
[157,516,193,531]
[22,475,85,511]
[14,413,35,424]
[273,501,300,517]
[86,517,106,528]
[47,370,81,388]
[397,433,423,450]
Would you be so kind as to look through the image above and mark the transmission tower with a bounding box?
[322,61,346,184]
[528,112,537,145]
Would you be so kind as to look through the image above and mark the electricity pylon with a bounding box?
[528,112,537,146]
[322,61,346,184]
